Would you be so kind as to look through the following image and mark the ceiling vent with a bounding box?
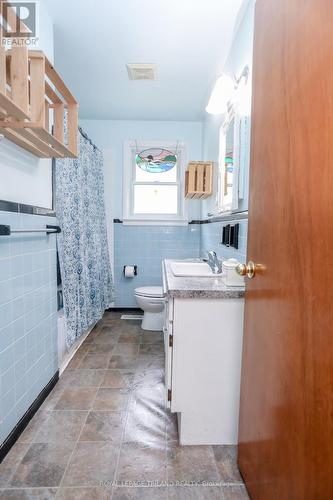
[126,63,157,81]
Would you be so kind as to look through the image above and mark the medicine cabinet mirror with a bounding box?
[216,72,251,213]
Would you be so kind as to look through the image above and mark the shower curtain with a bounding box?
[55,130,114,349]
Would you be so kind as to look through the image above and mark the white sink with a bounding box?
[170,261,223,278]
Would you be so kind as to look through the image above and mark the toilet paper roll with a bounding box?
[124,265,135,278]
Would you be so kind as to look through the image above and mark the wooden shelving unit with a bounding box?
[185,161,213,199]
[0,47,78,158]
[0,47,30,121]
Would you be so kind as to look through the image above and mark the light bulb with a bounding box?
[205,74,235,115]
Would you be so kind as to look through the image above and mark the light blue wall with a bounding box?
[200,219,247,265]
[114,223,200,307]
[79,119,203,308]
[0,212,58,445]
[200,0,255,262]
[79,119,203,220]
[80,3,254,307]
[202,0,254,219]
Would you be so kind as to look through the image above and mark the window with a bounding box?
[123,141,187,224]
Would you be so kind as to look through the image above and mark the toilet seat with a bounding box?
[135,286,164,298]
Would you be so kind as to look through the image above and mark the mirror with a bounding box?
[218,110,240,212]
[224,116,237,209]
[216,69,251,214]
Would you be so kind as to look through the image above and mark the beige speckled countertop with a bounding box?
[162,259,245,299]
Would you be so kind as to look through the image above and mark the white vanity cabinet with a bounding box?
[163,261,245,445]
[163,291,174,406]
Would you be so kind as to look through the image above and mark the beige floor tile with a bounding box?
[18,412,50,443]
[221,485,250,499]
[118,332,141,344]
[137,355,164,371]
[93,329,120,344]
[0,488,57,499]
[113,344,139,358]
[38,385,66,411]
[133,369,164,389]
[10,442,74,487]
[213,446,243,484]
[1,311,248,499]
[140,332,164,345]
[61,442,119,487]
[34,411,88,443]
[78,353,111,369]
[123,408,166,444]
[92,388,130,411]
[167,486,224,499]
[167,442,220,483]
[0,443,30,487]
[139,344,164,356]
[86,343,116,354]
[79,411,125,442]
[116,441,167,482]
[59,370,104,388]
[112,487,168,499]
[56,487,111,499]
[113,320,142,334]
[130,385,165,414]
[100,370,135,389]
[83,327,102,343]
[108,356,138,370]
[66,345,90,370]
[54,388,97,411]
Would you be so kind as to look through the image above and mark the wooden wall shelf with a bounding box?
[185,161,213,199]
[0,48,78,158]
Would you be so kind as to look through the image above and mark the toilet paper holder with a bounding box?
[123,265,138,276]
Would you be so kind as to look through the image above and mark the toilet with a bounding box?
[134,286,165,331]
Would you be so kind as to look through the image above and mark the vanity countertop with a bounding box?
[162,259,245,299]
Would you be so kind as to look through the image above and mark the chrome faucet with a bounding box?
[207,250,223,275]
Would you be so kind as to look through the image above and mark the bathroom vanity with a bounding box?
[162,259,245,445]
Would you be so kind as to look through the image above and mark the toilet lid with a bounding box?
[135,286,164,298]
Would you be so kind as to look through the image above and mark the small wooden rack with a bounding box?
[185,161,213,199]
[0,47,78,158]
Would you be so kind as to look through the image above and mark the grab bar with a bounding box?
[0,224,61,236]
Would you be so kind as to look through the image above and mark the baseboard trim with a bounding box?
[0,371,59,463]
[107,307,142,312]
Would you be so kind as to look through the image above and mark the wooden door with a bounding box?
[238,1,333,499]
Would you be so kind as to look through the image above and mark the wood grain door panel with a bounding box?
[238,1,333,499]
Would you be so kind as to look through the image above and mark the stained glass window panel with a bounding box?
[135,148,177,182]
[135,163,177,182]
[136,148,177,173]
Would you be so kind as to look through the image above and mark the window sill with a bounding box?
[123,219,189,226]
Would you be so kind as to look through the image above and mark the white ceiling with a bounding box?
[43,0,245,121]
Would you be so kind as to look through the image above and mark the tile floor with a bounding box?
[0,311,249,499]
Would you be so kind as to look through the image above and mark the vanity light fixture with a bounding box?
[205,65,250,115]
[205,74,234,115]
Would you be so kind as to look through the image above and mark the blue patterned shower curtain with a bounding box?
[55,131,114,349]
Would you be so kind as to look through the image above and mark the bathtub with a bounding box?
[57,310,96,373]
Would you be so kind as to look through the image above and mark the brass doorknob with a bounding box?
[236,261,257,279]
